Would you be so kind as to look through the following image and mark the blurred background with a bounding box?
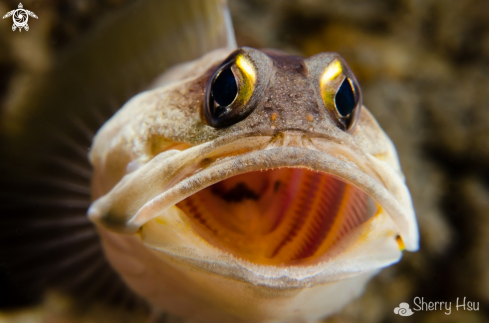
[0,0,488,322]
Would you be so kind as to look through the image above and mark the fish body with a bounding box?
[88,47,418,322]
[0,1,418,322]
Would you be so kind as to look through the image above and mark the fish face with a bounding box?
[88,47,418,322]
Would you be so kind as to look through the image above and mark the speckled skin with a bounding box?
[88,47,419,322]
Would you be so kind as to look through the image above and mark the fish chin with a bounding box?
[88,132,415,321]
[91,134,408,322]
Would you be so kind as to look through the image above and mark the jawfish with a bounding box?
[0,1,418,322]
[88,49,419,322]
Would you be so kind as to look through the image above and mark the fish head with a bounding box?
[88,47,419,322]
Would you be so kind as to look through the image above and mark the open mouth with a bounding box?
[174,167,378,265]
[90,134,415,270]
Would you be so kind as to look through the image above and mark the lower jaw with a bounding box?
[173,167,378,266]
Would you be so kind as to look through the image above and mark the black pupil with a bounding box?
[335,78,356,116]
[212,67,238,107]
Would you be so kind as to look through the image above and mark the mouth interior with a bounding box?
[176,168,378,265]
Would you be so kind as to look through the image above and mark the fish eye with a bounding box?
[204,51,258,128]
[319,59,362,132]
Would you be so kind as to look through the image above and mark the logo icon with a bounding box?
[2,3,38,32]
[394,302,414,316]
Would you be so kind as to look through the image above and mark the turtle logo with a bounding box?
[2,3,38,32]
